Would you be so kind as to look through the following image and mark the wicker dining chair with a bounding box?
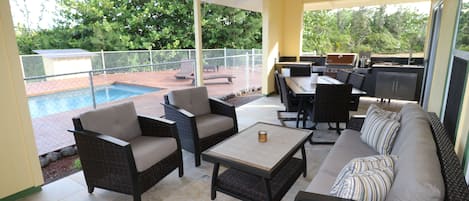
[347,72,366,90]
[70,102,183,201]
[347,72,366,111]
[305,84,352,143]
[336,70,350,83]
[163,86,238,167]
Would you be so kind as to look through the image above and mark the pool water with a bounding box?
[28,84,160,118]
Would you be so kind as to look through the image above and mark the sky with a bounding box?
[9,0,58,29]
[8,0,432,30]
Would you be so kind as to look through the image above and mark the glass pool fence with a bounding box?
[22,48,263,155]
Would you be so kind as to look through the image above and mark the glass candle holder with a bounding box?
[258,130,268,143]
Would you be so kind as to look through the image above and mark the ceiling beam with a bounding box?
[201,0,262,12]
[304,0,429,11]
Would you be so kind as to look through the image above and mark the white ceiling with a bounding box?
[201,0,262,12]
[303,0,430,11]
[200,0,429,13]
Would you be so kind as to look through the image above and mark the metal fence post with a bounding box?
[251,48,255,71]
[88,71,97,109]
[101,49,106,74]
[19,55,26,80]
[245,53,250,90]
[188,49,191,60]
[149,48,154,72]
[224,47,227,68]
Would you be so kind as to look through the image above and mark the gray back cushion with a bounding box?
[167,86,211,116]
[386,103,445,201]
[80,102,142,141]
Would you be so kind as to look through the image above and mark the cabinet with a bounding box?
[375,72,418,100]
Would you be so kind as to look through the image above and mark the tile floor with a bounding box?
[19,95,413,201]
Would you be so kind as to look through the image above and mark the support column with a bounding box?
[262,0,284,95]
[0,0,43,198]
[193,0,204,86]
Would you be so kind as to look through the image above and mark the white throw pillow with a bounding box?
[360,112,401,154]
[330,155,397,194]
[331,167,395,201]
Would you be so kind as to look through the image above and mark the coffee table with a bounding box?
[202,122,312,201]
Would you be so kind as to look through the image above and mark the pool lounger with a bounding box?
[189,74,235,84]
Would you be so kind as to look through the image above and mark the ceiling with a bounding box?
[201,0,262,12]
[303,0,430,11]
[201,0,429,12]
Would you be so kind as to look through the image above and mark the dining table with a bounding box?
[284,76,366,128]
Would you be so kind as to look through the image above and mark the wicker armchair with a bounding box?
[70,102,183,201]
[163,86,238,167]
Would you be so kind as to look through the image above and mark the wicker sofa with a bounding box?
[295,103,469,201]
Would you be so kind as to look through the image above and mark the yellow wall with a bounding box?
[427,0,459,114]
[0,1,43,198]
[262,0,304,94]
[262,0,284,94]
[281,1,304,58]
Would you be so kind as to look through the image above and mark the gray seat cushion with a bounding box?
[80,102,142,141]
[130,136,177,172]
[306,129,378,195]
[386,104,445,201]
[195,113,234,139]
[167,86,211,116]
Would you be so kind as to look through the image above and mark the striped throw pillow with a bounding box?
[361,105,400,134]
[330,155,397,194]
[360,112,401,154]
[331,167,395,201]
[367,104,401,121]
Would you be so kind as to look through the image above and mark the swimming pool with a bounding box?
[28,83,160,118]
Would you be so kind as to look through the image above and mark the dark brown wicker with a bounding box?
[71,116,183,201]
[278,75,301,112]
[163,96,238,167]
[347,73,365,90]
[305,84,352,136]
[295,113,469,201]
[216,158,304,201]
[335,70,350,83]
[285,64,312,77]
[274,71,284,103]
[347,73,365,111]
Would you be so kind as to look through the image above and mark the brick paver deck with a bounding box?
[28,67,262,155]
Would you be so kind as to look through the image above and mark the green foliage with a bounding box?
[302,6,428,54]
[456,3,469,51]
[73,158,82,170]
[15,0,262,54]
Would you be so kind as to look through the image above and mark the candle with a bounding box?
[258,130,268,143]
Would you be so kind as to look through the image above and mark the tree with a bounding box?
[302,6,428,55]
[14,0,262,54]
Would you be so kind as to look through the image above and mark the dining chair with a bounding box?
[70,102,183,201]
[274,70,283,103]
[336,70,350,83]
[347,73,366,111]
[277,74,304,124]
[284,64,311,77]
[162,86,238,167]
[347,72,366,90]
[278,75,300,112]
[305,84,352,144]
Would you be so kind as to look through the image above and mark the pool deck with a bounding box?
[29,67,262,155]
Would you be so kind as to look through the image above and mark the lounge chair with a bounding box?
[175,60,194,79]
[175,60,235,84]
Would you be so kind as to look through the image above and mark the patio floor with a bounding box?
[28,67,262,155]
[19,95,413,201]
